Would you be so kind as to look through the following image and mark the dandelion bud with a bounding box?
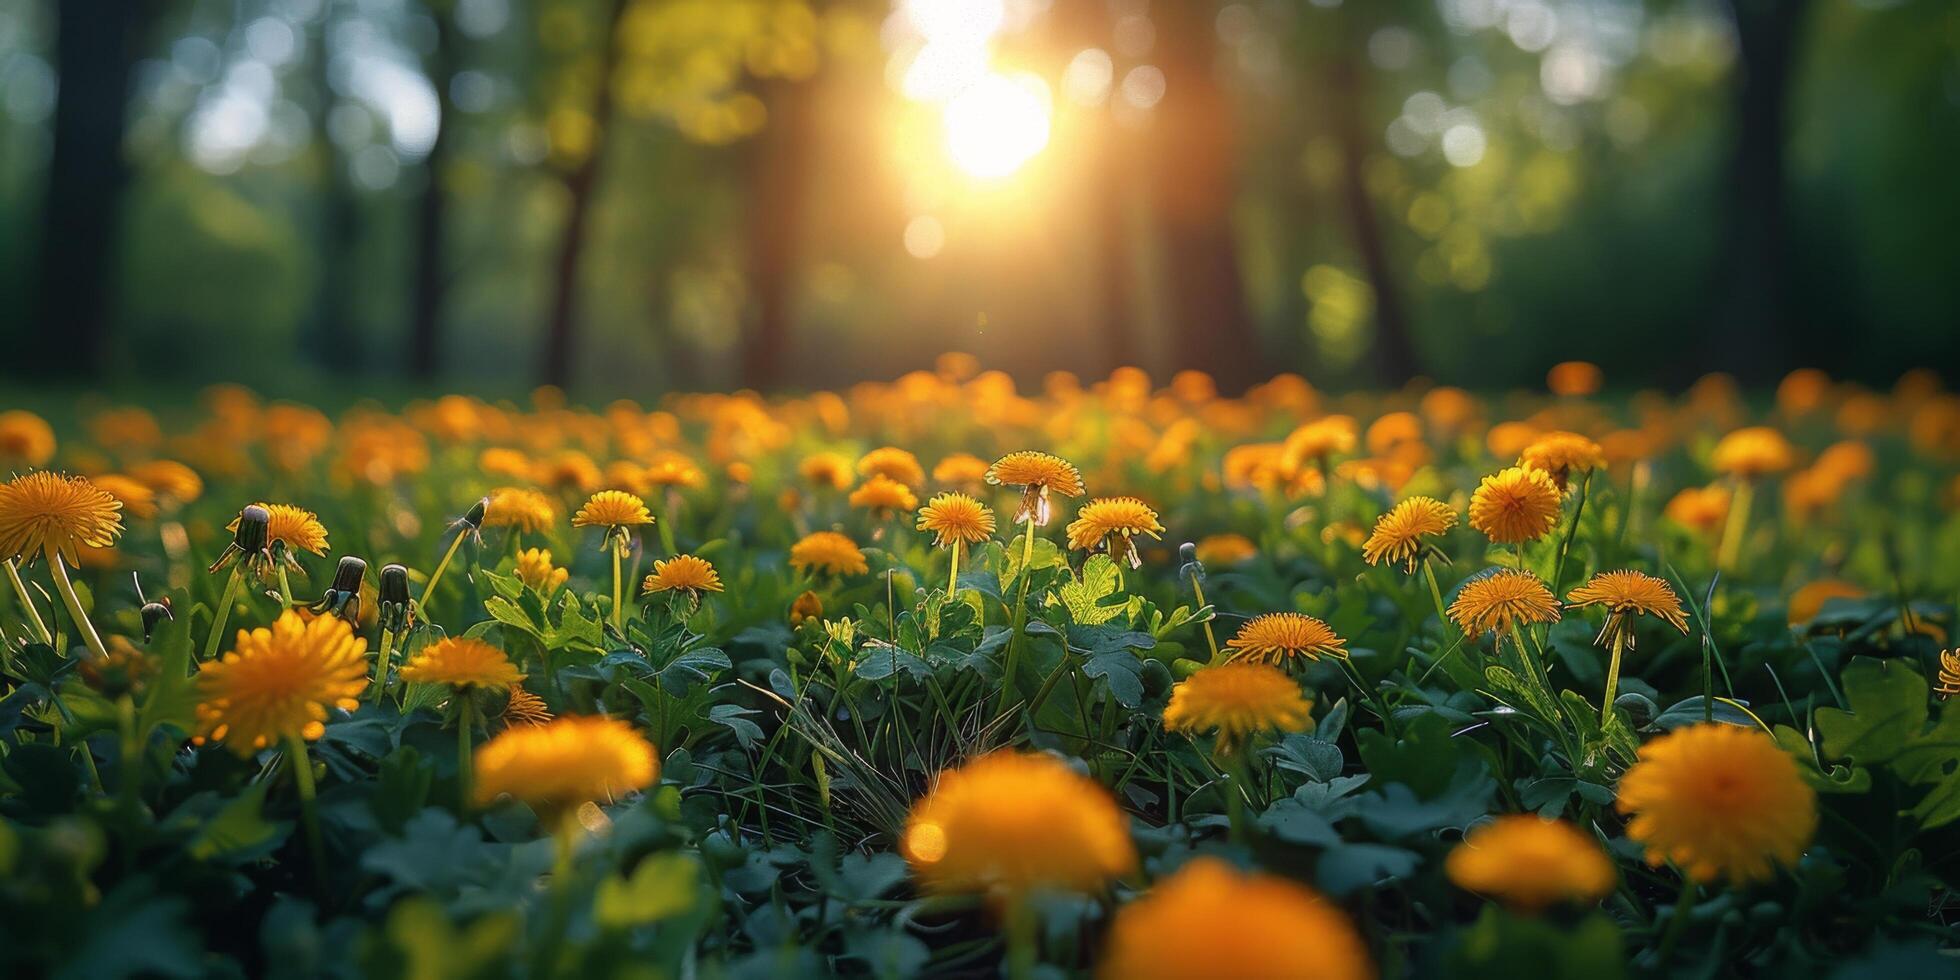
[378,562,412,634]
[140,596,174,641]
[309,555,368,624]
[463,496,488,529]
[1178,541,1205,586]
[234,505,270,553]
[789,590,823,625]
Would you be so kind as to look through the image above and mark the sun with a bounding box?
[943,73,1051,180]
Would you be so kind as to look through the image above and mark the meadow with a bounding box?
[1,358,1957,978]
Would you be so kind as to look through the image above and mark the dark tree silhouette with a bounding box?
[305,0,363,373]
[740,75,820,391]
[408,2,460,378]
[27,0,150,378]
[540,0,630,388]
[1328,52,1418,385]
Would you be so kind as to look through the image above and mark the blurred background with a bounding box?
[0,0,1954,397]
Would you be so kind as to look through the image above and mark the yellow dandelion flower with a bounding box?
[642,554,723,596]
[901,751,1137,901]
[473,715,658,820]
[932,452,990,488]
[799,452,856,491]
[195,611,369,755]
[1163,663,1312,752]
[399,636,524,691]
[1281,415,1358,466]
[1711,426,1797,478]
[1192,533,1257,566]
[573,489,652,529]
[484,486,556,534]
[228,503,330,558]
[1449,569,1562,636]
[502,686,554,727]
[90,474,158,521]
[643,453,705,489]
[985,451,1085,526]
[478,447,535,482]
[1099,857,1375,980]
[1547,360,1603,397]
[1361,496,1456,573]
[0,471,125,565]
[1445,815,1617,911]
[1468,466,1563,544]
[789,531,869,576]
[789,589,824,625]
[1663,484,1731,536]
[916,492,996,547]
[0,410,57,467]
[1066,497,1164,568]
[848,474,919,518]
[1616,723,1816,884]
[1787,578,1864,627]
[1225,612,1347,666]
[514,547,569,594]
[857,446,925,488]
[1935,650,1959,700]
[1518,431,1606,490]
[1567,570,1689,648]
[124,459,203,505]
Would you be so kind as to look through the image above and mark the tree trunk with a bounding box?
[740,76,818,392]
[28,0,142,378]
[1148,4,1261,393]
[1717,0,1811,382]
[408,7,459,379]
[1328,56,1418,385]
[539,0,630,389]
[307,0,362,373]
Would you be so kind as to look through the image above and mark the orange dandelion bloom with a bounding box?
[1361,496,1456,573]
[986,450,1085,527]
[1468,467,1563,544]
[901,751,1136,901]
[1616,723,1815,884]
[1225,612,1347,666]
[789,531,869,576]
[1065,497,1164,569]
[1446,815,1616,911]
[1449,569,1561,636]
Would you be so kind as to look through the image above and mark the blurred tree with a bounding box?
[409,0,462,378]
[540,0,631,389]
[27,0,155,378]
[307,0,364,373]
[741,74,817,391]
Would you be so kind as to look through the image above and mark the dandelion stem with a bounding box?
[611,542,625,632]
[372,628,397,700]
[1600,627,1627,726]
[276,564,296,611]
[1004,897,1038,980]
[1716,478,1753,573]
[656,515,677,557]
[1552,470,1592,596]
[995,518,1039,721]
[203,567,243,662]
[456,693,475,811]
[421,529,468,616]
[1189,573,1221,665]
[43,545,109,660]
[947,540,961,595]
[4,557,53,647]
[1654,874,1699,967]
[286,735,327,883]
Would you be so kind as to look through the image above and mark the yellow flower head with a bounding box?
[1445,815,1616,911]
[1567,569,1690,648]
[789,589,824,625]
[0,471,125,565]
[857,446,925,488]
[799,452,856,491]
[502,686,554,728]
[1281,415,1358,465]
[789,531,869,576]
[932,453,990,488]
[484,486,556,534]
[1193,533,1257,566]
[1547,360,1603,396]
[1936,649,1959,700]
[1663,484,1731,536]
[90,474,158,521]
[642,554,724,597]
[1786,578,1864,627]
[848,474,919,518]
[572,489,652,529]
[1469,467,1563,544]
[1711,426,1797,478]
[1361,496,1456,573]
[1098,857,1375,980]
[1518,431,1606,490]
[1450,569,1562,636]
[196,611,369,755]
[399,636,524,691]
[1164,663,1312,752]
[916,492,996,548]
[1066,497,1164,569]
[473,715,658,820]
[1615,723,1816,884]
[479,447,535,482]
[642,453,706,489]
[0,410,57,467]
[514,547,569,594]
[125,459,204,505]
[901,751,1137,901]
[229,503,330,558]
[986,451,1085,526]
[1225,612,1347,666]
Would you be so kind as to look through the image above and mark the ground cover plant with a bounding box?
[1,359,1958,978]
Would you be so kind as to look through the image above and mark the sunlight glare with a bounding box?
[942,73,1051,179]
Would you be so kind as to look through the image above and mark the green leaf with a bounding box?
[1081,652,1144,708]
[595,852,703,929]
[184,781,288,862]
[1817,657,1927,766]
[1053,555,1127,626]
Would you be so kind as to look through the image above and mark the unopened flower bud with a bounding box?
[309,555,368,624]
[378,562,412,633]
[140,596,174,641]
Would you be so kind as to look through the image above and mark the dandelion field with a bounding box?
[2,362,1959,978]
